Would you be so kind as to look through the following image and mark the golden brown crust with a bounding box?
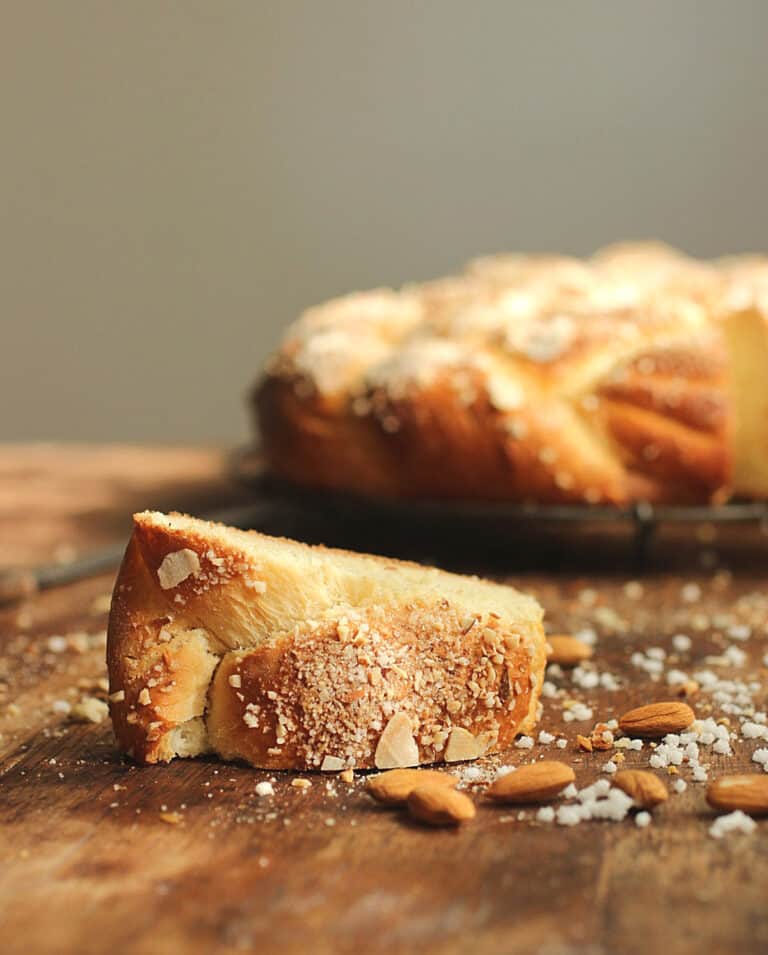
[106,535,220,763]
[108,512,546,770]
[252,242,760,505]
[207,606,538,770]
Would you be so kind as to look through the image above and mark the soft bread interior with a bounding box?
[723,307,768,496]
[134,510,541,648]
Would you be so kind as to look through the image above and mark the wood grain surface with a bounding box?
[1,444,767,955]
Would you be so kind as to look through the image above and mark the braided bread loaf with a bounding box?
[255,242,768,505]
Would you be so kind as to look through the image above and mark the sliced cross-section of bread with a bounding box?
[722,305,768,497]
[107,511,546,770]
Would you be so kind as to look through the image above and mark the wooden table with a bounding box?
[2,444,767,955]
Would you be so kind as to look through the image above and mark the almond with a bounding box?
[706,775,768,815]
[612,769,668,808]
[546,635,593,667]
[157,548,200,589]
[367,769,458,806]
[407,784,476,826]
[374,713,419,769]
[444,727,482,763]
[487,761,575,804]
[618,701,695,738]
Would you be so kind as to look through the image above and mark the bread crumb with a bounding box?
[70,697,109,724]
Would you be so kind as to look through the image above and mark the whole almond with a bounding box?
[618,701,695,738]
[706,775,768,815]
[547,635,593,666]
[612,769,668,808]
[407,784,476,826]
[367,769,458,806]
[487,761,575,804]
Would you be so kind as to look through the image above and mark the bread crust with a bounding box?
[108,512,546,770]
[254,243,747,505]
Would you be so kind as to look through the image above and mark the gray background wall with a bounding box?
[3,1,767,443]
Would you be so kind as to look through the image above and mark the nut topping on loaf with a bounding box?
[255,242,768,505]
[107,512,546,770]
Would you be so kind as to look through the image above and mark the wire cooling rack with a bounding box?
[3,446,763,605]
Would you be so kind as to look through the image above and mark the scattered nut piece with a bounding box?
[706,775,768,816]
[589,723,614,751]
[487,761,575,804]
[407,785,476,826]
[674,680,700,699]
[576,735,593,752]
[291,778,312,790]
[612,770,668,809]
[70,697,109,724]
[159,811,184,825]
[547,635,593,667]
[618,701,695,738]
[367,769,458,806]
[340,768,355,784]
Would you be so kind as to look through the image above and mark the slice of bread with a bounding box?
[107,511,546,770]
